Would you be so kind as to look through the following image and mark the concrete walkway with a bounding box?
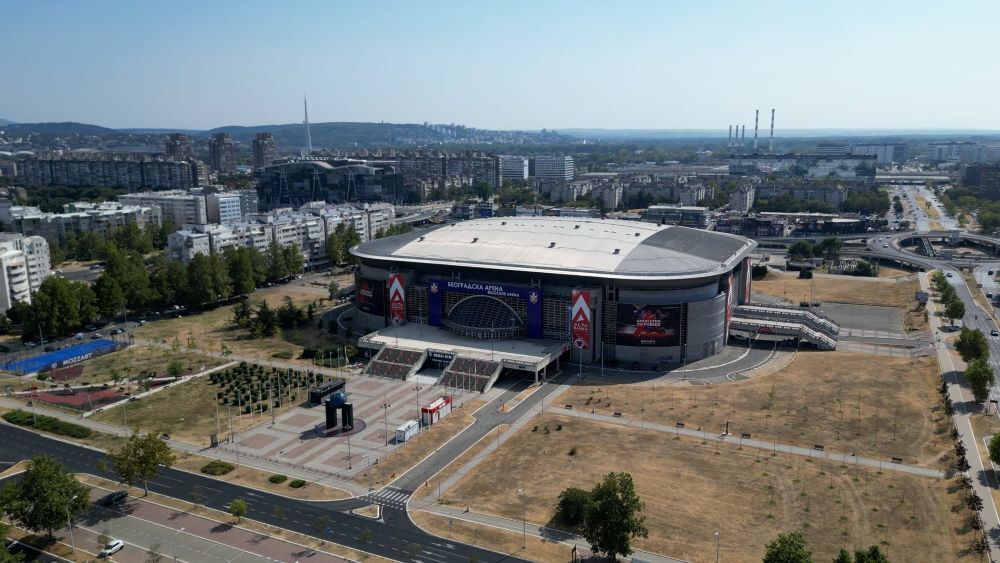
[420,504,687,563]
[545,407,944,479]
[0,395,371,497]
[923,271,1000,561]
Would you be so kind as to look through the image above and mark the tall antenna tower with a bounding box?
[303,95,313,156]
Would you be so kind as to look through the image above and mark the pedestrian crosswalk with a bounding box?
[364,487,411,510]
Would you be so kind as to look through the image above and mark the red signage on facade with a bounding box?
[571,289,591,349]
[388,273,406,325]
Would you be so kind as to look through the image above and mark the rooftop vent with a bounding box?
[471,237,478,243]
[613,248,620,255]
[549,242,556,248]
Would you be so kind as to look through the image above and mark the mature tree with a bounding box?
[208,253,233,302]
[282,244,305,276]
[762,532,812,563]
[109,431,177,495]
[327,281,339,301]
[228,498,248,522]
[966,358,996,403]
[231,300,253,329]
[339,224,362,265]
[265,242,288,282]
[944,299,966,326]
[254,302,278,337]
[224,247,256,295]
[93,274,127,320]
[0,523,25,563]
[989,434,1000,467]
[184,254,216,307]
[788,241,813,261]
[167,359,184,380]
[853,546,890,563]
[149,257,187,309]
[325,232,345,266]
[817,237,843,261]
[0,456,89,538]
[580,472,648,559]
[956,328,989,363]
[556,487,591,528]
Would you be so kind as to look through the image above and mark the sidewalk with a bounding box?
[420,504,686,563]
[0,395,370,497]
[921,271,1000,561]
[72,482,350,563]
[545,407,943,478]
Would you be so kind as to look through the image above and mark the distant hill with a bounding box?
[208,121,448,149]
[118,128,206,135]
[0,119,16,126]
[3,121,120,136]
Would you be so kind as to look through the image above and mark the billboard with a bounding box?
[427,279,543,338]
[388,273,406,325]
[570,289,591,349]
[743,257,752,302]
[356,275,386,316]
[616,304,681,347]
[726,273,734,329]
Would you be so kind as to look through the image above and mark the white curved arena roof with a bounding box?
[353,217,755,280]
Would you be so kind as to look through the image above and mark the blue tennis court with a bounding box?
[3,339,121,374]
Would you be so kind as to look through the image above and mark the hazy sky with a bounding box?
[4,0,999,130]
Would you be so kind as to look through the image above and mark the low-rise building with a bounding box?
[640,205,710,229]
[0,200,160,244]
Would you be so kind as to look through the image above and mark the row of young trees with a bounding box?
[930,271,968,326]
[8,239,306,341]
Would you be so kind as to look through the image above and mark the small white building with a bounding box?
[395,420,419,443]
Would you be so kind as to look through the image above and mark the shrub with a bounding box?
[556,487,592,528]
[268,474,288,484]
[201,460,236,476]
[272,350,294,360]
[288,479,306,488]
[3,410,93,438]
[568,446,578,456]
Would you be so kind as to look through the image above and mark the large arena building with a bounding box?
[350,217,762,380]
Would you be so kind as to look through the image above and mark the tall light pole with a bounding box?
[715,530,720,563]
[347,433,352,469]
[173,527,186,561]
[65,494,78,553]
[413,385,422,428]
[517,488,526,549]
[382,398,391,446]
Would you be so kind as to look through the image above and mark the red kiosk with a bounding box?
[420,396,453,427]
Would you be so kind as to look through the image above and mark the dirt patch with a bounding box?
[444,413,974,562]
[559,352,951,469]
[357,401,483,488]
[754,271,921,309]
[172,452,349,500]
[69,345,225,385]
[917,195,941,220]
[413,423,509,503]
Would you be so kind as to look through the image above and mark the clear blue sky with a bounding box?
[3,0,998,131]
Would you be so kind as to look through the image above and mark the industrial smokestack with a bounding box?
[769,108,775,153]
[741,125,745,148]
[728,125,733,148]
[753,109,759,151]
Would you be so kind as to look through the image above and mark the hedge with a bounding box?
[288,479,306,488]
[200,460,236,476]
[3,410,92,438]
[268,474,288,484]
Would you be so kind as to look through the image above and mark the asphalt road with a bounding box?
[0,424,527,563]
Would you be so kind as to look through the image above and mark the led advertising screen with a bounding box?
[616,304,681,347]
[356,275,386,316]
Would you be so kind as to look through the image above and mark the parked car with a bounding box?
[75,333,84,340]
[98,490,128,507]
[23,342,37,349]
[946,272,954,278]
[91,333,103,339]
[99,539,124,557]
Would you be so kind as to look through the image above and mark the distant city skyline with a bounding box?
[3,0,999,131]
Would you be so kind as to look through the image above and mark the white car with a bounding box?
[100,539,124,557]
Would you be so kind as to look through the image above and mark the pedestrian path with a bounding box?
[364,487,411,510]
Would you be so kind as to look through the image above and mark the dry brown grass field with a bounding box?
[172,452,349,500]
[443,413,975,562]
[558,352,951,469]
[411,511,571,562]
[70,345,226,384]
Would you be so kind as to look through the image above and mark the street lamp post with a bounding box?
[347,433,352,469]
[517,488,526,549]
[413,385,422,428]
[715,530,720,563]
[382,398,391,446]
[65,494,78,553]
[173,527,186,561]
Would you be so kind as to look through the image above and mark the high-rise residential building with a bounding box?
[252,133,278,170]
[532,156,575,182]
[16,154,206,191]
[0,233,52,313]
[497,155,529,183]
[118,191,209,225]
[0,200,160,244]
[728,184,755,213]
[165,133,194,161]
[851,143,907,165]
[205,192,248,224]
[208,133,236,173]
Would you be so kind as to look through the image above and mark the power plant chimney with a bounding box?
[769,108,775,153]
[728,125,733,148]
[740,125,745,148]
[753,109,759,151]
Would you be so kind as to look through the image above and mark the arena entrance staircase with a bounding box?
[364,347,426,380]
[436,356,503,393]
[731,304,839,350]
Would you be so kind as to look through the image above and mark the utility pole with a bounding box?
[382,397,391,446]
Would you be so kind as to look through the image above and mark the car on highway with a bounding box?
[882,243,889,248]
[110,328,123,335]
[947,272,954,278]
[993,329,1000,337]
[99,539,124,557]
